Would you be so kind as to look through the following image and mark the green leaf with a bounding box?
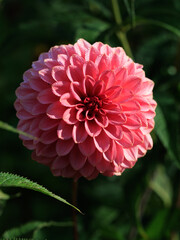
[0,190,10,200]
[146,209,169,239]
[155,105,169,150]
[0,172,82,214]
[2,220,72,239]
[0,121,37,140]
[124,18,180,38]
[155,105,179,167]
[149,165,173,207]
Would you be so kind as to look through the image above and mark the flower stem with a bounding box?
[72,179,78,240]
[111,0,134,59]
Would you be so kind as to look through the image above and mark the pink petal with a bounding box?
[121,101,140,113]
[61,166,76,178]
[94,130,110,152]
[40,130,58,144]
[124,147,138,161]
[114,144,124,165]
[74,39,91,57]
[99,70,115,89]
[69,145,87,170]
[122,76,142,93]
[52,81,70,97]
[52,66,69,82]
[118,128,134,148]
[83,75,95,96]
[66,65,83,83]
[51,156,69,170]
[124,115,142,129]
[85,46,100,62]
[60,93,77,107]
[70,54,85,67]
[88,150,102,166]
[31,103,48,115]
[85,120,102,137]
[57,120,73,140]
[83,61,98,79]
[63,108,78,125]
[78,136,96,156]
[46,101,66,119]
[94,114,108,127]
[115,67,128,82]
[104,125,122,140]
[80,162,95,178]
[70,82,82,101]
[36,142,57,157]
[107,113,127,125]
[39,68,54,84]
[103,140,116,162]
[95,54,110,73]
[56,139,74,156]
[39,115,59,130]
[72,122,88,143]
[44,58,58,68]
[37,88,58,104]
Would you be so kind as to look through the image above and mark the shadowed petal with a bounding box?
[56,139,74,156]
[69,145,87,170]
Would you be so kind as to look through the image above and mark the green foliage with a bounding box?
[2,220,72,239]
[0,172,81,213]
[149,165,173,207]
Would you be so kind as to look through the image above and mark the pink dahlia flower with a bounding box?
[14,39,157,180]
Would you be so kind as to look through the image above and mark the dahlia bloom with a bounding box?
[14,39,157,180]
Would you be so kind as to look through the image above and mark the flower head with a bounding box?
[14,39,157,180]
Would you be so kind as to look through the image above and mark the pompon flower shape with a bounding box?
[14,39,157,180]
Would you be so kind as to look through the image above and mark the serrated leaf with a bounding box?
[149,165,173,207]
[2,220,72,239]
[0,172,82,213]
[0,121,37,140]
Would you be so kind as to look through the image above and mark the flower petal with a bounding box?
[78,136,96,157]
[46,101,66,119]
[85,120,102,137]
[72,122,88,143]
[57,120,73,140]
[56,139,74,156]
[69,145,87,170]
[94,130,110,152]
[37,88,58,104]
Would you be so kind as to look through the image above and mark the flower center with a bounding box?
[83,96,103,113]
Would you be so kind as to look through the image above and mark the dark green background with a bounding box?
[0,0,180,239]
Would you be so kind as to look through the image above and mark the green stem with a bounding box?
[111,0,133,59]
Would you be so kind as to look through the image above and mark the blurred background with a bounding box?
[0,0,180,239]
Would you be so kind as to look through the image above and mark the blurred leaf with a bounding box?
[124,18,180,38]
[155,105,180,167]
[155,105,169,150]
[0,172,82,213]
[149,165,173,207]
[146,209,169,239]
[135,19,180,37]
[0,121,37,140]
[0,190,9,200]
[123,0,131,16]
[2,221,42,238]
[2,220,72,238]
